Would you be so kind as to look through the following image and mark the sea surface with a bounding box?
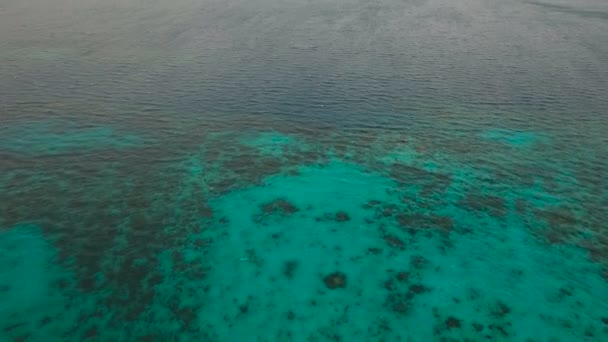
[1,0,608,340]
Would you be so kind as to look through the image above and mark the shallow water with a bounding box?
[1,0,608,341]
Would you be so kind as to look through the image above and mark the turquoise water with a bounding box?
[1,0,608,341]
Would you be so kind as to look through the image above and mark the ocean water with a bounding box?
[1,0,608,341]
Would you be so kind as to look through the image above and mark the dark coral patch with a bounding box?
[383,234,405,249]
[39,316,52,327]
[407,284,429,299]
[515,198,528,214]
[335,211,351,222]
[396,271,409,282]
[534,206,579,244]
[384,280,396,291]
[84,326,99,338]
[535,206,577,226]
[368,247,383,255]
[382,206,397,218]
[432,216,454,232]
[488,323,509,336]
[323,272,347,289]
[283,260,299,279]
[261,198,299,216]
[410,255,429,269]
[318,211,351,223]
[445,316,462,329]
[460,193,506,217]
[362,199,382,209]
[396,213,454,232]
[390,164,431,183]
[385,293,410,314]
[193,238,212,247]
[491,301,511,318]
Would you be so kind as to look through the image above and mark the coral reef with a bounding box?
[323,272,347,289]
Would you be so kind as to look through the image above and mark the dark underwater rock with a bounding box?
[324,272,347,289]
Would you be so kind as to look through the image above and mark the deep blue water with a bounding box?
[1,0,608,340]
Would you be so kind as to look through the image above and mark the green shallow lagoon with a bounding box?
[1,0,608,341]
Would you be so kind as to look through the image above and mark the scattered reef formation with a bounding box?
[1,116,607,341]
